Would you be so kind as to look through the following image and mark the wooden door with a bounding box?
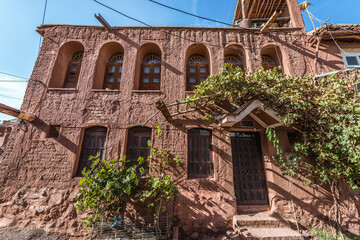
[231,132,269,205]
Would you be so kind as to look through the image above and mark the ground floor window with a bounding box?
[126,127,151,168]
[76,126,107,176]
[188,128,213,178]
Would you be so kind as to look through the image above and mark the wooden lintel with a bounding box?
[155,100,173,123]
[0,103,35,122]
[260,11,280,32]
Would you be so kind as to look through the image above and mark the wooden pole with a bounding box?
[0,103,35,122]
[155,100,173,123]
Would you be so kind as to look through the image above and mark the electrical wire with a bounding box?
[0,72,28,80]
[0,94,23,101]
[148,0,238,28]
[38,0,48,53]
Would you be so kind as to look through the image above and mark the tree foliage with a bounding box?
[193,65,360,235]
[75,125,181,229]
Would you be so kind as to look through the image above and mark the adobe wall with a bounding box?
[0,25,358,238]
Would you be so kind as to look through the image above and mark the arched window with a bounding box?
[188,128,213,177]
[126,127,152,168]
[77,126,107,176]
[103,52,123,89]
[140,53,161,90]
[224,54,243,68]
[261,55,277,70]
[187,54,209,91]
[63,51,83,88]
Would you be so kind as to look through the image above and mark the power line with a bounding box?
[148,0,238,28]
[0,80,28,82]
[38,0,48,53]
[0,94,23,101]
[0,72,28,80]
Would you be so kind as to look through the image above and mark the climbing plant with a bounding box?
[75,124,181,229]
[192,64,360,237]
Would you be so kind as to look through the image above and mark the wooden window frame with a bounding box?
[63,62,81,88]
[188,128,213,178]
[104,62,122,89]
[140,63,161,90]
[76,127,107,176]
[187,64,209,91]
[126,127,152,168]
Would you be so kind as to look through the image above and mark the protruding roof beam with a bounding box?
[0,103,35,122]
[95,13,112,32]
[261,11,281,32]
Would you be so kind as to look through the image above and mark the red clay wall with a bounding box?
[0,25,359,238]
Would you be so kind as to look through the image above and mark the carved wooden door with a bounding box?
[231,132,269,205]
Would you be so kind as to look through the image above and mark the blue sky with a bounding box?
[1,0,359,121]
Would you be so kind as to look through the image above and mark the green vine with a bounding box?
[75,124,181,230]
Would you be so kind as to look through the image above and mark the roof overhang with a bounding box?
[221,99,282,128]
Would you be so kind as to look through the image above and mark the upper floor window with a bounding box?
[77,126,107,176]
[126,127,152,168]
[261,55,277,70]
[187,54,209,91]
[188,128,213,178]
[140,53,161,90]
[225,54,243,69]
[104,52,123,89]
[63,51,83,88]
[342,52,360,67]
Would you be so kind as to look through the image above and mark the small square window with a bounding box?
[200,67,207,73]
[48,125,61,138]
[118,66,123,73]
[71,65,78,72]
[153,78,159,83]
[117,78,121,83]
[154,66,160,73]
[108,65,115,73]
[143,78,149,83]
[190,67,196,73]
[189,77,196,83]
[68,76,75,82]
[346,56,359,66]
[241,120,254,128]
[200,78,206,82]
[107,78,114,83]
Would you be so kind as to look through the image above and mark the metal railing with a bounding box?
[91,215,173,240]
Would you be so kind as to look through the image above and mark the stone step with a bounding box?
[233,212,290,229]
[238,227,303,240]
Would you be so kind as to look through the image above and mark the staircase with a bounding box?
[233,211,304,240]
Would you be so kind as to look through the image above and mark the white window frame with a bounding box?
[342,52,360,67]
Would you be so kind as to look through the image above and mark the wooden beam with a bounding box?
[95,13,112,32]
[155,100,173,123]
[260,11,280,32]
[0,103,35,122]
[247,0,257,18]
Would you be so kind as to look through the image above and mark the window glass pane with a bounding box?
[189,77,196,83]
[68,76,75,82]
[134,136,138,147]
[109,65,115,73]
[107,77,114,83]
[153,78,159,83]
[71,65,78,72]
[346,56,359,66]
[143,78,149,83]
[190,67,196,73]
[118,66,123,73]
[200,67,207,73]
[154,66,160,73]
[200,78,206,82]
[117,78,121,83]
[144,66,150,73]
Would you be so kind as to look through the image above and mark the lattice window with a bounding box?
[104,52,123,89]
[77,127,107,176]
[187,54,209,91]
[126,127,151,170]
[188,54,208,65]
[63,51,84,88]
[140,53,161,90]
[188,128,213,177]
[224,54,243,68]
[261,55,277,70]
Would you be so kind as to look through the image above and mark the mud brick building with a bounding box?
[0,0,360,238]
